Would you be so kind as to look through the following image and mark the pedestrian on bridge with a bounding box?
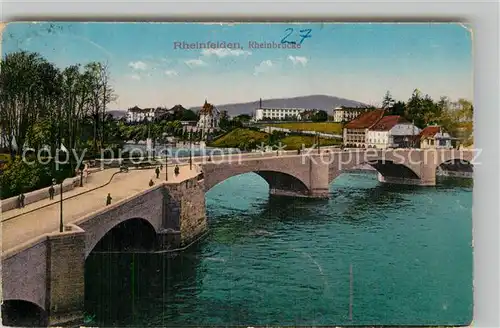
[149,178,154,187]
[155,166,160,179]
[174,165,180,176]
[49,185,55,200]
[160,163,163,171]
[106,193,112,206]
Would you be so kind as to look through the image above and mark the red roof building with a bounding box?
[342,109,385,148]
[370,115,409,131]
[417,125,453,149]
[343,109,385,129]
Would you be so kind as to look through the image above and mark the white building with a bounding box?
[333,106,371,123]
[196,100,220,131]
[126,106,157,122]
[254,107,304,121]
[366,115,420,149]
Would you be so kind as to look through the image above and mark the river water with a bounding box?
[85,171,473,326]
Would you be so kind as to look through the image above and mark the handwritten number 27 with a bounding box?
[281,28,312,45]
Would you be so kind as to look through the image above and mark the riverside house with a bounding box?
[342,109,385,148]
[366,115,420,149]
[417,126,454,149]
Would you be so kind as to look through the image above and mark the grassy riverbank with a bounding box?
[265,122,343,134]
[209,128,341,150]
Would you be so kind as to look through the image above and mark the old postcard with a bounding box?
[1,22,473,327]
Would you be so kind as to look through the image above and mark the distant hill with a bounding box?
[109,95,367,119]
[190,95,367,116]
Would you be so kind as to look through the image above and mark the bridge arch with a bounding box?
[1,299,48,327]
[363,159,421,179]
[202,156,317,197]
[328,150,422,183]
[86,217,159,257]
[435,152,474,171]
[206,170,311,196]
[436,158,473,178]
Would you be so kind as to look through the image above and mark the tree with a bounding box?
[181,109,197,121]
[234,114,252,122]
[388,101,406,116]
[219,111,231,130]
[84,62,117,153]
[0,51,54,156]
[382,91,395,109]
[312,110,328,122]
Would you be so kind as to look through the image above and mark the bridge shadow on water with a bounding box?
[85,241,261,326]
[85,242,206,326]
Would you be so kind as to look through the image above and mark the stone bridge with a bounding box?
[1,148,475,326]
[2,175,206,327]
[202,149,475,198]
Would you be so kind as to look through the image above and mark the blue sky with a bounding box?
[3,22,472,110]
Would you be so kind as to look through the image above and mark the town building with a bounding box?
[366,116,420,149]
[196,100,221,131]
[253,98,304,121]
[417,126,453,149]
[254,107,305,121]
[343,109,385,148]
[332,106,372,123]
[126,106,159,122]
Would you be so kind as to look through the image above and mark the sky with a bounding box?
[2,22,473,110]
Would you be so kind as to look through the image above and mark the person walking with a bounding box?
[155,166,160,179]
[106,193,112,206]
[49,185,55,200]
[149,178,154,187]
[174,165,180,176]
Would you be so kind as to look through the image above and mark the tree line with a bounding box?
[381,90,473,145]
[0,51,118,158]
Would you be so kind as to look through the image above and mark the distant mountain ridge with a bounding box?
[189,95,367,116]
[109,95,367,118]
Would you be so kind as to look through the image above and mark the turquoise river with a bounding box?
[85,171,473,326]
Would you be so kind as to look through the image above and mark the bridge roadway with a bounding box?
[1,151,319,253]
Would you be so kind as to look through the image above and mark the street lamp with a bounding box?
[51,177,64,233]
